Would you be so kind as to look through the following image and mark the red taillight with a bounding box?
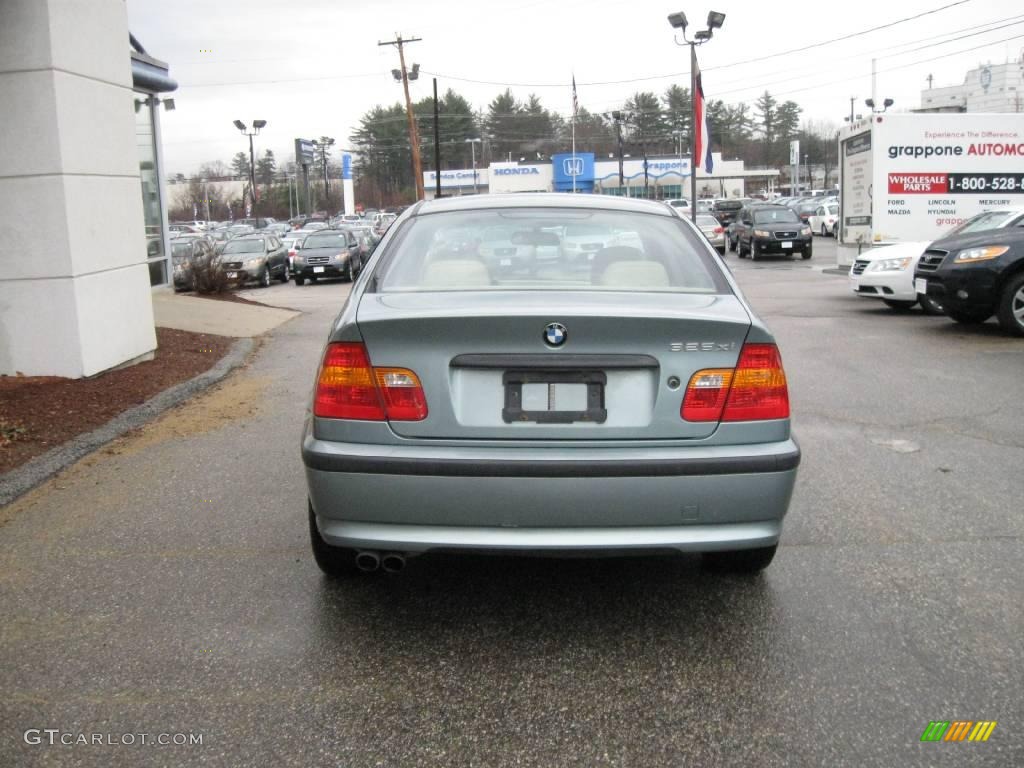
[681,343,789,423]
[713,226,724,234]
[314,342,427,421]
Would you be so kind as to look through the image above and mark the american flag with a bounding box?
[572,74,578,117]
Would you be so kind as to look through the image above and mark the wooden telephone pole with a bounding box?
[379,34,424,200]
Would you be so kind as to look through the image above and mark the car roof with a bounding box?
[413,193,676,217]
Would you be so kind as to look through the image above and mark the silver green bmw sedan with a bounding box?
[302,194,799,576]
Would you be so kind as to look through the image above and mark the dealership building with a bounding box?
[424,152,778,199]
[1,0,177,378]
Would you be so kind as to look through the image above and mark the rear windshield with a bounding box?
[375,208,729,294]
[714,201,743,211]
[754,208,800,224]
[696,216,721,228]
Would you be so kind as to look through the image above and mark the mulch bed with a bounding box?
[0,328,234,475]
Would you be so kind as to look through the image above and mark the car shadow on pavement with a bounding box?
[311,554,779,656]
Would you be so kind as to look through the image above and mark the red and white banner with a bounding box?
[694,60,710,173]
[888,173,949,194]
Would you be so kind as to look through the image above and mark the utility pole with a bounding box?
[612,111,624,189]
[379,34,424,200]
[848,97,855,124]
[433,77,442,199]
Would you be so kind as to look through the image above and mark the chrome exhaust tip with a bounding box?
[355,550,381,572]
[380,552,406,574]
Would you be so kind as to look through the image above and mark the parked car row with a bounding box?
[849,208,1024,335]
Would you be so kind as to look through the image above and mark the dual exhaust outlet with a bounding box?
[355,550,406,573]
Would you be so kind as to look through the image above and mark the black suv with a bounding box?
[735,205,812,260]
[915,227,1024,336]
[728,202,777,252]
[292,229,363,285]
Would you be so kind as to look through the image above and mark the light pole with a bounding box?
[464,138,482,194]
[201,177,210,222]
[312,137,335,207]
[672,130,685,199]
[233,120,266,214]
[669,10,725,223]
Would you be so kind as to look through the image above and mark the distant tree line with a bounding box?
[349,86,841,204]
[169,86,841,216]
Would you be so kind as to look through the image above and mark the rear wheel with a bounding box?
[308,502,359,578]
[883,299,917,310]
[703,544,777,574]
[995,272,1024,336]
[948,308,991,325]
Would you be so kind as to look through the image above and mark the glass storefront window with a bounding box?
[135,95,167,286]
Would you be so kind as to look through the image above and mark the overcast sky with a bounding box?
[126,0,1024,176]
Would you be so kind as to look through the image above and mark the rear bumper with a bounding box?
[303,434,800,553]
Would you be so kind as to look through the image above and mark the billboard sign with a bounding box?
[294,138,315,166]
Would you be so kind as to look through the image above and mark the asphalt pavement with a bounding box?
[1,239,1021,767]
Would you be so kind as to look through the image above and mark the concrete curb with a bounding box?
[0,337,256,508]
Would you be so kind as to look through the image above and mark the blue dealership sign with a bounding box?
[551,152,594,191]
[342,153,352,180]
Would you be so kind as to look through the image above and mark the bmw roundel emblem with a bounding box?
[544,322,568,347]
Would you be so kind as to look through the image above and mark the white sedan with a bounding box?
[808,202,839,237]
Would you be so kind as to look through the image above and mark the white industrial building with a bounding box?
[918,56,1024,113]
[424,152,778,200]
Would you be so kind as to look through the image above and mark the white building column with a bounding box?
[0,0,156,378]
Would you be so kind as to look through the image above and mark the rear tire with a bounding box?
[883,299,916,310]
[308,502,360,578]
[948,308,991,325]
[703,544,778,574]
[995,272,1024,336]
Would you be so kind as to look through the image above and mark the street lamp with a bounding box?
[464,138,482,194]
[865,97,894,114]
[312,137,335,205]
[201,177,210,222]
[233,119,266,214]
[669,10,725,222]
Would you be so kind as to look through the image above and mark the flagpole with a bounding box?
[571,73,577,194]
[690,43,698,222]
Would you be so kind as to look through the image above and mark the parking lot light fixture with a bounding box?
[234,119,267,213]
[669,10,725,222]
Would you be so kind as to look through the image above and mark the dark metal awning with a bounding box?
[130,36,176,93]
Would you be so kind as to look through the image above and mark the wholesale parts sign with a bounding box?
[887,141,1024,195]
[839,114,1024,254]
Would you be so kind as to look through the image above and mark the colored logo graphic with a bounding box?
[920,721,997,742]
[562,156,584,177]
[543,323,567,347]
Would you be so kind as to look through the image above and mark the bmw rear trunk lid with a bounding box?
[354,290,752,440]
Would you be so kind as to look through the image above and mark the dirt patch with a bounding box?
[112,373,269,456]
[0,328,234,474]
[189,291,274,308]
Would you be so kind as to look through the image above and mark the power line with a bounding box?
[421,0,976,88]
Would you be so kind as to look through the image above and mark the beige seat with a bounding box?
[420,259,491,288]
[597,260,670,288]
